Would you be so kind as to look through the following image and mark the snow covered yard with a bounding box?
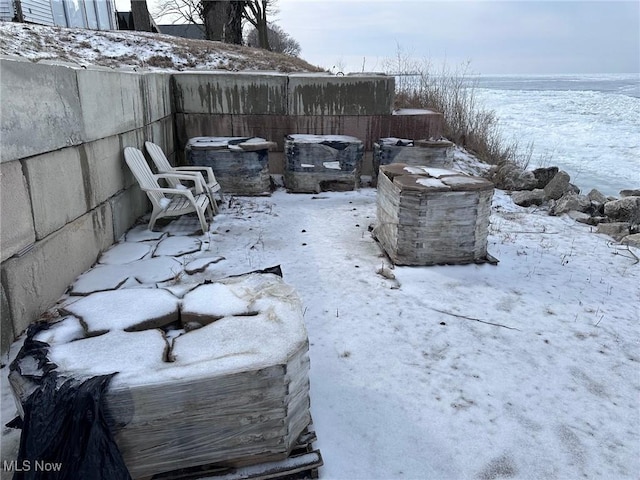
[2,182,639,479]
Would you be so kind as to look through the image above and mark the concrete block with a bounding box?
[110,186,149,241]
[2,204,114,336]
[78,69,145,141]
[172,71,288,115]
[119,127,148,187]
[0,161,36,262]
[1,59,83,162]
[24,148,88,240]
[83,136,127,208]
[1,283,13,355]
[147,116,175,158]
[231,115,291,151]
[142,73,173,124]
[288,74,395,116]
[174,114,234,164]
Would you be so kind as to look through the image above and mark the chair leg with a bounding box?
[208,191,218,214]
[195,207,209,234]
[149,209,160,231]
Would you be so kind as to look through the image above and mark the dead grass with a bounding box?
[0,22,325,73]
[384,48,531,174]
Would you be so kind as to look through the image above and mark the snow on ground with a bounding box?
[1,180,639,479]
[0,21,322,72]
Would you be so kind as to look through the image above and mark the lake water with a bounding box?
[471,74,639,197]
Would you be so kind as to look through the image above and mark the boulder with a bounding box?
[621,233,640,248]
[584,216,609,226]
[532,167,559,189]
[596,222,630,241]
[514,171,539,191]
[604,196,640,223]
[575,215,594,225]
[587,188,608,204]
[551,192,591,215]
[512,189,546,207]
[568,211,590,222]
[544,171,571,200]
[620,189,640,198]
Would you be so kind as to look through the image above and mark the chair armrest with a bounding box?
[144,186,199,206]
[154,173,205,194]
[173,166,217,185]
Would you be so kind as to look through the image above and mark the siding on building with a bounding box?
[0,0,14,21]
[1,0,115,29]
[20,0,54,25]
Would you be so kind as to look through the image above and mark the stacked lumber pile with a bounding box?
[186,137,276,195]
[9,273,311,479]
[284,134,363,193]
[375,163,495,266]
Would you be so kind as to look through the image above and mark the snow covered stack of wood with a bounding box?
[186,136,276,195]
[375,163,495,265]
[8,272,311,479]
[284,134,364,193]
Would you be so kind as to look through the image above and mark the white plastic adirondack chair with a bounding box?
[145,141,224,213]
[124,147,213,233]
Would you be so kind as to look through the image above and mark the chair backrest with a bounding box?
[124,147,165,205]
[144,141,180,189]
[145,141,173,172]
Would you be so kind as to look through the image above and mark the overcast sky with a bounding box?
[132,0,640,75]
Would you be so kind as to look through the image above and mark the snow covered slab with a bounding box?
[61,289,180,333]
[98,242,151,265]
[376,163,495,265]
[153,236,202,257]
[124,225,166,242]
[10,273,310,479]
[70,257,184,294]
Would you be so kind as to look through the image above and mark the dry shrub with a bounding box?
[384,47,530,171]
[146,55,175,68]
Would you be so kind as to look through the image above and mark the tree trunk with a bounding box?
[255,1,270,50]
[244,1,271,50]
[131,0,152,32]
[202,0,228,41]
[225,1,245,44]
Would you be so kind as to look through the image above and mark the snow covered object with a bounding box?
[372,137,455,185]
[375,163,495,265]
[284,134,364,193]
[8,273,310,479]
[185,137,276,196]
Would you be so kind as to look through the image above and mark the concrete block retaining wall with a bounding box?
[1,58,174,353]
[1,63,444,353]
